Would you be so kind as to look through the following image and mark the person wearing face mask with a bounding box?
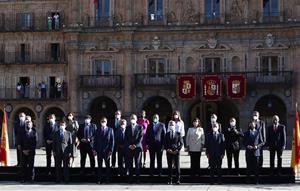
[124,114,143,184]
[224,117,243,175]
[19,121,37,183]
[252,111,266,167]
[93,117,114,184]
[205,123,225,185]
[14,112,26,166]
[52,120,72,183]
[115,119,128,177]
[77,115,96,175]
[267,115,286,176]
[186,118,205,177]
[146,114,166,176]
[65,112,79,167]
[171,111,185,138]
[111,110,122,168]
[206,114,222,135]
[164,120,183,185]
[137,110,150,168]
[244,121,265,184]
[43,114,57,174]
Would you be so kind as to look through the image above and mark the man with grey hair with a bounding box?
[267,115,286,175]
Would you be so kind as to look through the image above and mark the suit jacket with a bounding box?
[115,128,126,149]
[124,124,143,150]
[267,124,286,150]
[20,127,37,154]
[244,129,265,157]
[205,132,225,158]
[255,120,266,143]
[146,122,166,150]
[14,120,26,146]
[164,131,183,153]
[52,130,72,157]
[77,123,97,147]
[224,126,244,150]
[43,122,58,142]
[109,118,121,132]
[93,126,114,158]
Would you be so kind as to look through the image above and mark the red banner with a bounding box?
[177,75,196,100]
[227,75,246,99]
[201,75,222,101]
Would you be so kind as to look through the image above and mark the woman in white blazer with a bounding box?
[186,118,205,176]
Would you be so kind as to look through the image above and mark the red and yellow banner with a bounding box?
[177,75,196,100]
[201,75,222,101]
[227,75,246,99]
[291,108,300,176]
[0,110,10,166]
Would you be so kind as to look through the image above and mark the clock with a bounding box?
[4,104,13,113]
[35,104,43,113]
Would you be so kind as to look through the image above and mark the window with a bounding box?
[263,0,278,17]
[95,60,111,75]
[50,43,60,62]
[19,13,32,30]
[148,0,163,21]
[204,58,221,73]
[205,0,220,18]
[261,56,279,76]
[47,12,61,30]
[148,58,166,77]
[96,0,110,21]
[19,44,29,63]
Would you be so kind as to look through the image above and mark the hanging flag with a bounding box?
[177,75,196,100]
[291,105,300,176]
[201,75,222,101]
[0,110,10,166]
[227,75,246,99]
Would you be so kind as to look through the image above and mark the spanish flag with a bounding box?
[291,107,300,176]
[0,110,10,166]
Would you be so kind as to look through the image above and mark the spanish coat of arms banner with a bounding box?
[201,75,222,101]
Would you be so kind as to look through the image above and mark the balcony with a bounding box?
[79,75,122,89]
[84,16,113,27]
[134,71,293,87]
[0,51,67,65]
[0,87,68,101]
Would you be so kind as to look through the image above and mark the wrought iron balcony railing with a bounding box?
[79,75,122,89]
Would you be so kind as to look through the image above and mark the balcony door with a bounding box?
[95,60,111,75]
[204,57,221,73]
[148,58,166,77]
[148,0,163,21]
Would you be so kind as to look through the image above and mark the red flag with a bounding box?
[0,110,10,166]
[177,75,196,100]
[201,75,222,101]
[227,75,246,99]
[291,107,300,176]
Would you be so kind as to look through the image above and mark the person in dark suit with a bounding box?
[115,119,127,176]
[164,120,183,185]
[65,112,79,167]
[206,114,222,134]
[43,114,57,174]
[14,112,26,166]
[77,115,96,175]
[52,120,72,183]
[205,123,225,185]
[93,117,114,184]
[125,114,143,184]
[19,121,37,183]
[267,115,286,175]
[110,110,122,168]
[224,117,243,174]
[252,111,266,167]
[244,121,265,184]
[146,114,166,176]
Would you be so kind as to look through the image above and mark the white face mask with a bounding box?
[101,122,106,127]
[49,118,55,123]
[193,122,198,127]
[253,116,258,121]
[230,121,236,127]
[169,125,176,131]
[85,119,91,124]
[61,125,66,130]
[211,118,217,123]
[68,116,73,120]
[174,115,179,119]
[20,116,26,121]
[212,127,218,132]
[131,119,136,125]
[116,114,121,119]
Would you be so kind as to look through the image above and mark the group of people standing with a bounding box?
[13,110,286,185]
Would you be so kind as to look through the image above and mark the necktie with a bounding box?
[85,125,89,139]
[214,132,217,140]
[274,125,277,132]
[132,125,135,135]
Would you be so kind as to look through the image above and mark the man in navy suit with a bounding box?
[43,114,57,174]
[14,112,26,166]
[77,115,96,175]
[146,114,166,176]
[125,114,143,183]
[244,121,265,184]
[267,115,286,175]
[115,119,127,176]
[205,123,225,185]
[19,120,37,183]
[93,117,114,184]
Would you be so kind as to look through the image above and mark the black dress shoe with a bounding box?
[176,181,181,185]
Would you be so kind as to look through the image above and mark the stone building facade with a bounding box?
[0,0,299,148]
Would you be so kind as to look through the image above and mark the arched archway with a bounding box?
[254,94,287,125]
[43,107,65,126]
[143,96,173,124]
[89,96,118,126]
[14,107,36,123]
[189,99,239,132]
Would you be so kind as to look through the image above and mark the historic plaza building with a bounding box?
[0,0,299,148]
